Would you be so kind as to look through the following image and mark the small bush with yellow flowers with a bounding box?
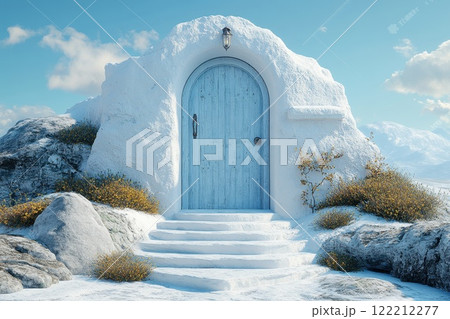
[320,157,441,222]
[0,199,50,228]
[55,173,159,214]
[55,121,99,146]
[318,251,360,272]
[93,251,153,282]
[319,179,365,208]
[315,209,354,230]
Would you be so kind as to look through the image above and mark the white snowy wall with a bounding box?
[69,15,378,219]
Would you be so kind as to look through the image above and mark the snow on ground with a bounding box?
[1,179,449,301]
[416,179,450,222]
[1,272,449,301]
[417,178,450,200]
[2,193,450,301]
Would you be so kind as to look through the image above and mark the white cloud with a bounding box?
[420,98,450,114]
[440,115,450,124]
[2,26,36,45]
[393,38,415,58]
[385,40,450,98]
[3,25,159,95]
[420,98,450,129]
[0,105,56,136]
[41,26,128,95]
[119,30,159,53]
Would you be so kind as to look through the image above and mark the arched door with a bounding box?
[182,57,270,209]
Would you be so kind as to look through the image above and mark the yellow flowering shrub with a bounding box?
[55,121,99,146]
[319,179,365,208]
[55,173,159,214]
[0,200,50,227]
[318,251,360,272]
[93,251,153,282]
[320,158,441,222]
[315,210,354,229]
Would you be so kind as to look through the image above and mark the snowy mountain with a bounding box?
[360,121,450,180]
[433,127,450,140]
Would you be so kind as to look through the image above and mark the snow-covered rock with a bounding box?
[322,221,450,291]
[360,122,450,180]
[392,222,450,289]
[69,15,378,219]
[0,116,91,201]
[0,190,162,273]
[0,234,71,294]
[93,203,162,250]
[32,193,115,275]
[314,274,404,301]
[0,269,22,294]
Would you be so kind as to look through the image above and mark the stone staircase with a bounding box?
[136,210,327,291]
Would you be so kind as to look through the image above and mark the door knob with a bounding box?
[254,136,261,145]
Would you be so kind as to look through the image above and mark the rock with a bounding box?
[0,116,91,201]
[32,193,115,275]
[322,222,450,291]
[0,269,23,294]
[4,264,55,288]
[391,222,450,290]
[316,275,404,301]
[93,203,162,250]
[322,224,405,272]
[0,234,71,294]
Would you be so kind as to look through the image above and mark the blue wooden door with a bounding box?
[182,58,269,209]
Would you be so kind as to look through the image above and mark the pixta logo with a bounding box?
[192,138,324,166]
[126,129,171,176]
[126,128,326,176]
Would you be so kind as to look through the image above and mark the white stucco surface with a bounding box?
[68,15,378,219]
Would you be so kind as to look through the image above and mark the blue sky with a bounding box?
[1,0,449,135]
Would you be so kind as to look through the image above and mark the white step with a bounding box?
[149,229,298,241]
[175,211,275,222]
[140,240,307,255]
[156,220,292,231]
[150,265,328,291]
[141,251,316,268]
[136,210,320,291]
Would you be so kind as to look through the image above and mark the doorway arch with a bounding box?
[181,57,270,209]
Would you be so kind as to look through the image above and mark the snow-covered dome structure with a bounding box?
[69,15,377,219]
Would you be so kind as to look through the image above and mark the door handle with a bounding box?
[254,136,261,145]
[193,114,198,139]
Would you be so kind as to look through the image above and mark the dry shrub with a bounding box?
[55,121,99,146]
[319,179,365,208]
[56,173,159,214]
[362,167,439,222]
[320,158,441,222]
[93,251,153,282]
[0,200,50,227]
[315,210,354,229]
[318,251,360,272]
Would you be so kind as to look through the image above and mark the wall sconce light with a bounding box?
[222,27,232,50]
